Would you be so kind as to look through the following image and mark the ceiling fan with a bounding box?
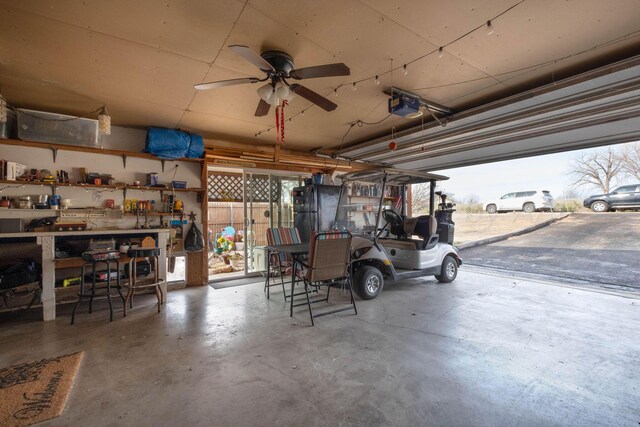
[194,45,350,117]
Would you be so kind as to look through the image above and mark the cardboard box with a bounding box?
[5,161,28,180]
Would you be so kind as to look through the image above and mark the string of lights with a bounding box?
[254,0,526,138]
[254,1,640,149]
[0,183,27,193]
[411,27,640,93]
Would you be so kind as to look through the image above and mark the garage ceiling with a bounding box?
[1,0,639,158]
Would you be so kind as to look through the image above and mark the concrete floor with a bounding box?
[1,270,639,426]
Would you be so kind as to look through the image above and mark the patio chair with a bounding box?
[265,227,301,300]
[291,230,357,326]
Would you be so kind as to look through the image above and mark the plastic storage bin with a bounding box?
[17,108,99,147]
[0,109,16,139]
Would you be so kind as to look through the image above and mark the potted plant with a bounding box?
[228,253,243,269]
[235,232,244,251]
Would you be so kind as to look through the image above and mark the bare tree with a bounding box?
[569,147,624,193]
[410,183,451,215]
[463,194,480,205]
[621,142,640,181]
[411,183,431,215]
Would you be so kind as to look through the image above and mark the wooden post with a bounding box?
[199,161,209,285]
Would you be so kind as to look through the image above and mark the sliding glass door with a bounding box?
[243,172,270,274]
[207,168,306,281]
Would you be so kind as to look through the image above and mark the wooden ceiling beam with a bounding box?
[204,138,375,173]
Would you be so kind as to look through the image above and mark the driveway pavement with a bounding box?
[460,213,640,291]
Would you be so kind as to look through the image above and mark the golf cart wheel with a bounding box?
[523,202,535,213]
[590,201,609,212]
[435,256,458,283]
[353,266,384,300]
[486,204,497,214]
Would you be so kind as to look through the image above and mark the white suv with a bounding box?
[483,190,554,214]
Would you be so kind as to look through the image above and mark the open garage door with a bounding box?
[339,56,640,171]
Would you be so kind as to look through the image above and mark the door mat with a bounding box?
[210,277,263,290]
[0,352,84,427]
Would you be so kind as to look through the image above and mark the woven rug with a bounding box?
[0,352,84,427]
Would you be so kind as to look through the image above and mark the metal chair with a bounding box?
[291,231,357,326]
[265,227,301,300]
[71,250,125,324]
[124,247,165,315]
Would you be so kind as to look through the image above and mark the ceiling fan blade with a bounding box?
[290,84,337,112]
[255,99,271,117]
[194,77,259,91]
[289,63,350,80]
[229,45,275,71]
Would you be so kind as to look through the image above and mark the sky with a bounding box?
[433,141,635,203]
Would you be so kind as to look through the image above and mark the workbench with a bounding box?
[0,229,170,321]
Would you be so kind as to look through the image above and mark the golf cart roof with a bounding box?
[339,168,449,185]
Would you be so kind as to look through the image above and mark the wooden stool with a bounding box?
[124,247,164,315]
[71,250,125,324]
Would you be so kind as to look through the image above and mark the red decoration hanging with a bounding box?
[274,100,288,146]
[388,126,397,151]
[275,105,280,144]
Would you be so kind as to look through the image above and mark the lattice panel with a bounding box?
[208,173,276,203]
[208,173,243,202]
[246,175,271,203]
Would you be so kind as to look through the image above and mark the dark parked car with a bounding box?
[583,184,640,212]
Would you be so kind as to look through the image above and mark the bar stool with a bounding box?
[124,247,165,315]
[71,250,125,324]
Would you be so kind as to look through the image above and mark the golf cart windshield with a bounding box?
[333,169,449,237]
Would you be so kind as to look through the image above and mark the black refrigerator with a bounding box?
[292,184,342,243]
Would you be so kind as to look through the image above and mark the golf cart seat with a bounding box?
[389,214,439,250]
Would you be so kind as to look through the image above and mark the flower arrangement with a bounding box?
[216,235,234,251]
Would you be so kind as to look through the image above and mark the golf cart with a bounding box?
[334,169,462,300]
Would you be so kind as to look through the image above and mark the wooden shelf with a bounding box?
[0,180,203,193]
[124,212,176,217]
[125,185,204,193]
[0,138,204,164]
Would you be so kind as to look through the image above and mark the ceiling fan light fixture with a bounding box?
[257,83,274,102]
[266,91,280,106]
[198,46,349,116]
[275,81,294,102]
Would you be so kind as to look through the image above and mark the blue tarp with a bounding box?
[145,127,204,159]
[187,133,204,158]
